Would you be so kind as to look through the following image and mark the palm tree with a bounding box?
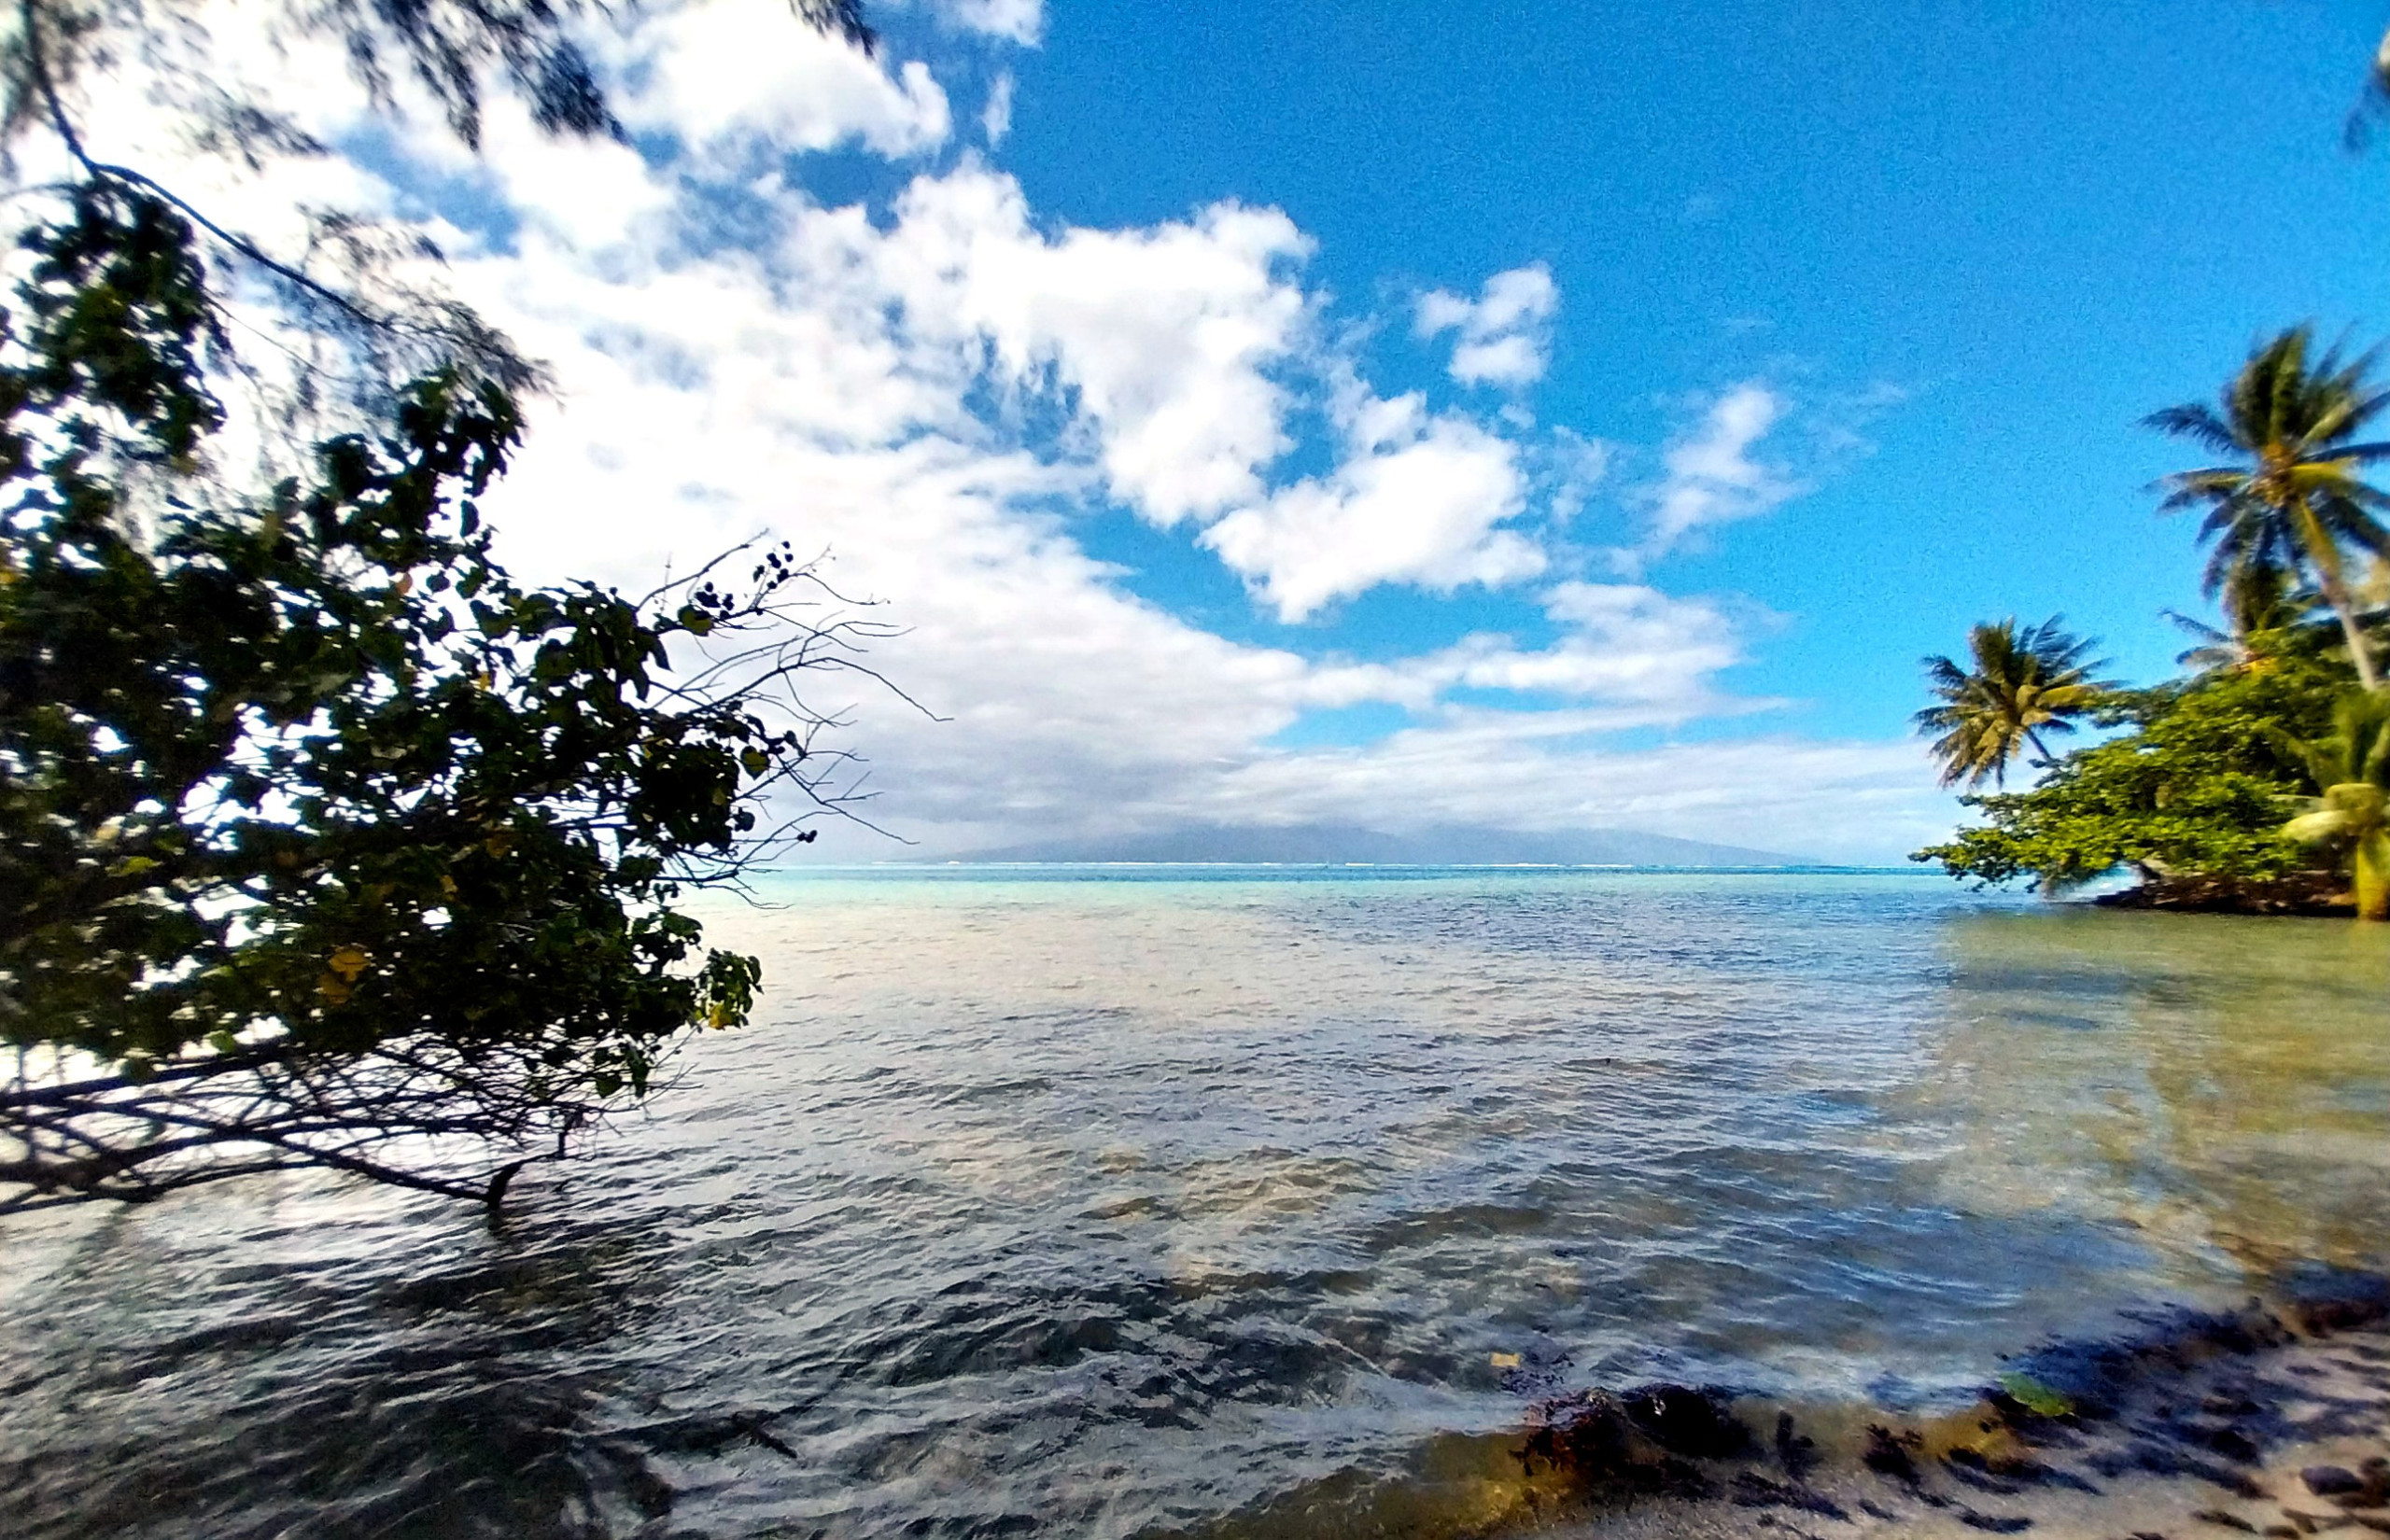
[2281,690,2390,921]
[1916,617,2111,789]
[2159,559,2316,672]
[2147,327,2390,691]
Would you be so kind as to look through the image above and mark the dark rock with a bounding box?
[1944,1450,2027,1494]
[2034,1464,2103,1494]
[2282,1268,2390,1336]
[2303,1466,2366,1497]
[1519,1385,1733,1499]
[2092,874,2352,917]
[1955,1510,2033,1533]
[2203,1425,2262,1463]
[2190,1511,2258,1533]
[1622,1383,1751,1459]
[1773,1410,1819,1480]
[1863,1424,1919,1482]
[1730,1473,1849,1519]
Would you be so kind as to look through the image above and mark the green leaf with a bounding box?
[1996,1372,2074,1419]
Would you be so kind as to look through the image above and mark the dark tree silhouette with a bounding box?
[1,0,911,1209]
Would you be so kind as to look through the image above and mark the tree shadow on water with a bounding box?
[0,1192,707,1540]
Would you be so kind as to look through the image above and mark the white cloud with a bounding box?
[44,6,1951,864]
[610,0,953,161]
[1297,582,1752,722]
[1644,382,1802,556]
[935,0,1046,44]
[1415,262,1558,387]
[1202,390,1542,621]
[879,169,1314,525]
[981,70,1016,144]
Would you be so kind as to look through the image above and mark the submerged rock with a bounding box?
[1502,1268,2390,1539]
[1522,1383,1749,1498]
[2301,1465,2365,1497]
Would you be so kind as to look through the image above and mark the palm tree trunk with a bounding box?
[2296,499,2383,690]
[2327,585,2383,692]
[2358,831,2390,922]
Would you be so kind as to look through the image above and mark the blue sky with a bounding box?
[987,0,2390,734]
[85,0,2390,860]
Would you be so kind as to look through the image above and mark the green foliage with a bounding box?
[2279,689,2390,919]
[1,185,865,1208]
[2146,326,2390,689]
[1994,1372,2075,1421]
[6,0,871,156]
[1920,329,2390,916]
[1913,651,2352,892]
[1915,617,2111,789]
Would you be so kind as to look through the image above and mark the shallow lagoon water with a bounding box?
[2,869,2385,1537]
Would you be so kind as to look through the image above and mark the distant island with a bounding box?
[949,821,1807,867]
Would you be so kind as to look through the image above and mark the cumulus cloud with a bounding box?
[1202,390,1541,621]
[612,0,955,160]
[1643,382,1804,556]
[1416,262,1558,387]
[876,170,1314,524]
[49,1,1947,862]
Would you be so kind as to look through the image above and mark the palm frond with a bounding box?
[2285,808,2354,843]
[2142,404,2243,455]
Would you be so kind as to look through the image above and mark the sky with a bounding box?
[56,0,2390,861]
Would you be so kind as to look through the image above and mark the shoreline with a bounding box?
[1539,1277,2390,1540]
[2092,874,2356,918]
[1175,1275,2390,1540]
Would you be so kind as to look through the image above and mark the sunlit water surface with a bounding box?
[3,870,2385,1538]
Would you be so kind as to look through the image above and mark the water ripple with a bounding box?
[2,873,2385,1538]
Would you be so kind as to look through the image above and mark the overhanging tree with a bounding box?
[1,1,904,1208]
[1913,642,2350,903]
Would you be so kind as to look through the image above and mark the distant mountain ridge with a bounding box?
[956,822,1807,868]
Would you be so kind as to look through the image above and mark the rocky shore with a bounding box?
[2089,874,2354,917]
[1527,1276,2390,1540]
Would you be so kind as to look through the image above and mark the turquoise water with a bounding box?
[1,869,2385,1537]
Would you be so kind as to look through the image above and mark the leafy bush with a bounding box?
[1,187,880,1209]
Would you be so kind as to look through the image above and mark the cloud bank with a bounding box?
[51,0,1947,861]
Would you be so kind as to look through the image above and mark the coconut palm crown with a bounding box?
[2161,560,2324,673]
[2146,327,2390,690]
[1916,617,2112,790]
[2280,689,2390,920]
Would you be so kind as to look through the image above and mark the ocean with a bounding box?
[2,868,2385,1537]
